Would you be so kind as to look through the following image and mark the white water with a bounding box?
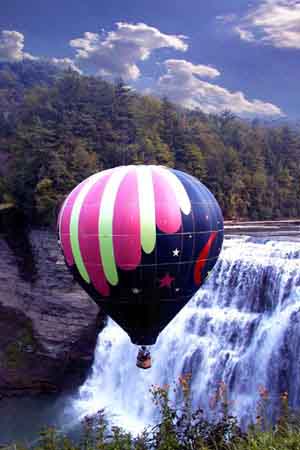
[72,236,300,431]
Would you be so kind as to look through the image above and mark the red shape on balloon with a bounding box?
[152,170,182,234]
[59,180,88,266]
[159,273,175,288]
[113,167,141,270]
[78,172,112,297]
[194,231,217,286]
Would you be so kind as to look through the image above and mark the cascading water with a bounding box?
[73,235,300,431]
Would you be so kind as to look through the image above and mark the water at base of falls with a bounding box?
[73,235,300,432]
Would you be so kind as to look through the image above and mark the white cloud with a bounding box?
[0,29,82,72]
[164,59,220,79]
[152,58,283,117]
[0,30,37,62]
[50,57,81,73]
[232,0,300,49]
[234,26,255,42]
[70,22,188,80]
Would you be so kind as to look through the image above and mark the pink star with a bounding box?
[159,273,175,288]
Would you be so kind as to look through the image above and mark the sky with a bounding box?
[1,0,300,119]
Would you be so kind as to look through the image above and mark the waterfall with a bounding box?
[73,235,300,431]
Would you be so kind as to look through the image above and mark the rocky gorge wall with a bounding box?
[0,221,105,396]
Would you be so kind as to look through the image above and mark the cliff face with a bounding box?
[0,226,105,396]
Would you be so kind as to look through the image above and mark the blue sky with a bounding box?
[1,0,300,119]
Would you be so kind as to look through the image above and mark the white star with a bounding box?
[173,248,180,257]
[132,288,141,294]
[175,288,180,292]
[189,234,193,239]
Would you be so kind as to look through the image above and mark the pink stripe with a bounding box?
[57,199,65,231]
[60,182,87,266]
[113,168,141,270]
[152,170,182,233]
[85,263,110,297]
[78,173,112,296]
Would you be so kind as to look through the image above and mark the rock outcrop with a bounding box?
[0,223,105,396]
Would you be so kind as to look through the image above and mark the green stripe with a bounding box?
[137,166,156,254]
[70,172,107,283]
[154,166,191,215]
[99,166,129,286]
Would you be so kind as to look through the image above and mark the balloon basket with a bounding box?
[136,346,152,370]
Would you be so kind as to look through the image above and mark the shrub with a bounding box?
[4,380,300,450]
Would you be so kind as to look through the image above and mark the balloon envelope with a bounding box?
[58,165,224,345]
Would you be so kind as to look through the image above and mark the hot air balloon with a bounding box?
[58,165,223,369]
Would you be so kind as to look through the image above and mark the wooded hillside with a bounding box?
[0,61,299,225]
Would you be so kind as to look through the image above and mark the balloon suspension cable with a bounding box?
[136,345,152,370]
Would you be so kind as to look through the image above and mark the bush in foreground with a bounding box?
[4,377,300,450]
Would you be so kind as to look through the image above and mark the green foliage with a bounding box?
[0,63,300,225]
[3,380,300,450]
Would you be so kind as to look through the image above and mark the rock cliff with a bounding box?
[0,222,105,396]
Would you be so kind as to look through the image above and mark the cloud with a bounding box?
[163,59,220,79]
[0,30,37,62]
[151,58,283,117]
[234,26,255,42]
[0,29,82,72]
[231,0,300,49]
[70,22,188,80]
[50,57,81,73]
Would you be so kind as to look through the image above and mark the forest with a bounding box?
[0,61,299,225]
